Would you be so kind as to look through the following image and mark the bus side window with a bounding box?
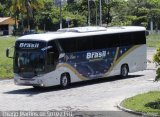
[109,34,119,48]
[92,35,108,49]
[133,31,146,45]
[120,32,133,46]
[77,36,93,51]
[104,34,120,48]
[47,41,59,71]
[59,39,77,53]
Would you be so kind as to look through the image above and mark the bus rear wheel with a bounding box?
[60,74,70,88]
[121,64,129,78]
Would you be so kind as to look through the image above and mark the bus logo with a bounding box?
[86,51,106,60]
[19,43,39,48]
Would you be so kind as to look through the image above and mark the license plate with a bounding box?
[24,80,32,84]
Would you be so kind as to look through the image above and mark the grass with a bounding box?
[122,91,160,116]
[0,36,16,79]
[147,33,160,47]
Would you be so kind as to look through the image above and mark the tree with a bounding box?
[146,0,160,31]
[64,0,88,26]
[124,0,148,26]
[0,0,160,31]
[148,9,160,32]
[107,0,128,26]
[9,0,44,30]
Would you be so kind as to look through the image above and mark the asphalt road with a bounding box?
[0,48,159,117]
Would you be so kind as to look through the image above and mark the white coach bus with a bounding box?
[6,26,147,88]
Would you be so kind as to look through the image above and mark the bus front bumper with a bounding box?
[14,76,47,87]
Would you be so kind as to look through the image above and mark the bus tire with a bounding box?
[60,73,70,88]
[120,64,129,78]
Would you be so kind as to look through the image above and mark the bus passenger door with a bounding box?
[46,41,60,72]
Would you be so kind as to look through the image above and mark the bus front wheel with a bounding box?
[121,64,129,78]
[60,73,70,88]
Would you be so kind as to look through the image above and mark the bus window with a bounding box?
[133,31,146,45]
[77,36,93,51]
[93,34,120,49]
[14,52,45,73]
[107,34,120,47]
[92,35,107,49]
[46,41,59,71]
[120,32,133,46]
[59,39,77,53]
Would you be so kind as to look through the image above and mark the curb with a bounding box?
[117,102,160,117]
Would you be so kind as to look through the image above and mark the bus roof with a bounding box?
[17,26,146,42]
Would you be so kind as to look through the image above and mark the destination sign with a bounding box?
[19,43,39,48]
[16,41,47,50]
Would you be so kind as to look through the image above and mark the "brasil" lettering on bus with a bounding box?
[86,51,106,60]
[19,43,39,48]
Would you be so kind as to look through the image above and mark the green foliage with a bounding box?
[36,0,87,30]
[148,8,160,31]
[1,0,160,30]
[8,0,44,30]
[153,47,160,81]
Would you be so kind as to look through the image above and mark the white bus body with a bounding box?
[9,26,147,87]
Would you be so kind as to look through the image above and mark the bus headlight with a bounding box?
[38,79,43,84]
[40,83,44,87]
[37,79,44,87]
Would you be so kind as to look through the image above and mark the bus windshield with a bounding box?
[14,51,45,73]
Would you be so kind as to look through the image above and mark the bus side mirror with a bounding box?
[6,48,9,58]
[6,47,14,58]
